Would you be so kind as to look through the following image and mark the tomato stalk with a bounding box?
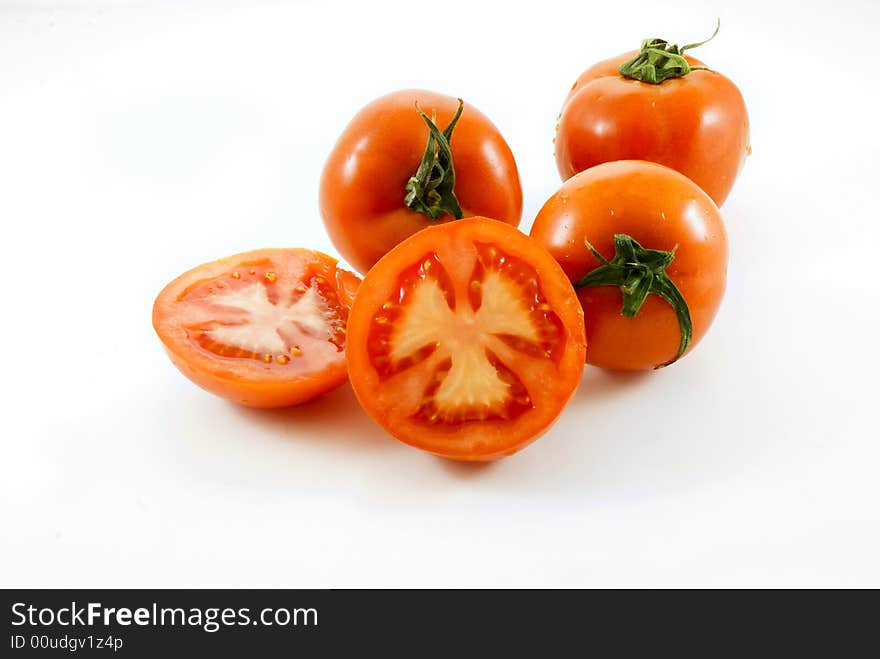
[574,234,692,367]
[404,100,465,220]
[618,19,719,84]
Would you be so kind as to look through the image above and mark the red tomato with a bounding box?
[346,217,586,461]
[153,248,360,408]
[531,161,728,370]
[320,89,522,274]
[555,24,750,206]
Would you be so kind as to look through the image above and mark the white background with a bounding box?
[2,0,878,588]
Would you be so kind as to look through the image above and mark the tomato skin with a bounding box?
[320,90,523,274]
[153,248,360,408]
[555,52,749,206]
[157,341,343,409]
[530,161,727,371]
[346,217,586,461]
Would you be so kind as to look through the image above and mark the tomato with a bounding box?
[153,248,361,408]
[555,23,749,206]
[346,217,586,461]
[320,89,523,274]
[530,161,728,371]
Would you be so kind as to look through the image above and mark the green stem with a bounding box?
[404,99,465,220]
[573,234,693,368]
[618,19,720,84]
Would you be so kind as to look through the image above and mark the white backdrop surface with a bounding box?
[1,0,878,587]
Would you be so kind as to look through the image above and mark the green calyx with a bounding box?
[573,234,693,368]
[404,99,465,220]
[618,19,720,84]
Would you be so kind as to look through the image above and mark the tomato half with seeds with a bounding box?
[346,217,586,461]
[153,248,361,408]
[531,160,728,371]
[320,89,522,274]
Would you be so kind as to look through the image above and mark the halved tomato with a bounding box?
[346,217,586,461]
[153,248,361,408]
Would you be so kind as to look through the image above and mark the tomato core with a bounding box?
[178,259,347,369]
[365,243,565,425]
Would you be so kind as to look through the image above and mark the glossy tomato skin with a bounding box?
[346,217,586,461]
[320,90,523,274]
[531,161,727,371]
[153,248,360,408]
[555,53,750,206]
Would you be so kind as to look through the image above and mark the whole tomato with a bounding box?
[531,160,728,371]
[320,89,522,274]
[555,23,750,206]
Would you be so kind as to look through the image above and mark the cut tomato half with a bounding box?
[153,248,361,408]
[346,217,587,460]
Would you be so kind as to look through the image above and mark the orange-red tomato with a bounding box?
[346,217,586,461]
[531,161,728,371]
[320,89,522,274]
[153,248,360,408]
[555,32,750,206]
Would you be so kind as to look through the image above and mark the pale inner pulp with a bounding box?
[202,283,330,355]
[390,271,539,411]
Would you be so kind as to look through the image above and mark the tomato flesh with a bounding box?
[180,261,346,365]
[153,248,360,408]
[346,218,586,460]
